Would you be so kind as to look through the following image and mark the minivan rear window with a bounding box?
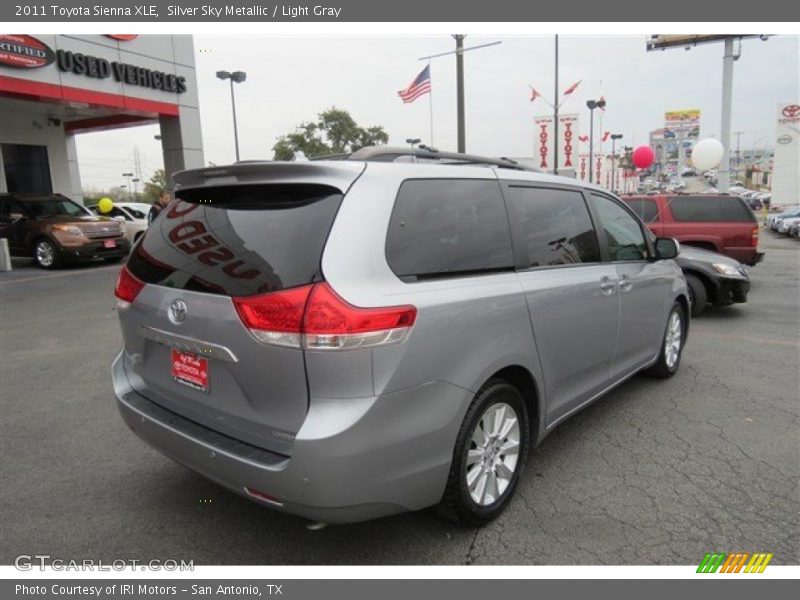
[126,184,342,297]
[385,179,514,280]
[668,196,755,222]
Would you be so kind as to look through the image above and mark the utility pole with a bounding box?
[553,35,559,174]
[454,35,466,153]
[718,37,735,192]
[419,38,501,154]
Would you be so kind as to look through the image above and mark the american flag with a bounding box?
[398,65,431,104]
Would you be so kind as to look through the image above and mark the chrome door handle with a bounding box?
[619,275,633,293]
[600,277,617,295]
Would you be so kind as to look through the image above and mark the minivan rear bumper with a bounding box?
[112,352,470,523]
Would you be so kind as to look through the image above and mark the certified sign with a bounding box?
[0,34,55,69]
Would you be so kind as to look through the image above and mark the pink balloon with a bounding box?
[632,145,655,169]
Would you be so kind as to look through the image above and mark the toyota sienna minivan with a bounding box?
[112,147,689,525]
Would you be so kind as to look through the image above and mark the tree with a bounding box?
[272,107,389,160]
[143,169,167,203]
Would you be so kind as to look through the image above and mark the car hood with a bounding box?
[677,245,747,275]
[35,215,113,224]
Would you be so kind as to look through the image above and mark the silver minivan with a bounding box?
[112,148,689,525]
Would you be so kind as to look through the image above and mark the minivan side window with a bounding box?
[506,186,601,268]
[386,179,514,280]
[591,194,649,262]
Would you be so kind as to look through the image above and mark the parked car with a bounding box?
[777,216,800,235]
[0,193,130,269]
[675,245,749,316]
[767,207,800,230]
[89,202,149,245]
[111,147,690,525]
[622,194,763,266]
[788,221,800,238]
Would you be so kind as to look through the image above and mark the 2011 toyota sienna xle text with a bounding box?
[112,147,689,525]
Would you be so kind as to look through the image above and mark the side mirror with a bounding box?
[655,237,680,260]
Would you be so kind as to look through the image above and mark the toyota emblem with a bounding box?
[169,299,187,324]
[782,104,800,119]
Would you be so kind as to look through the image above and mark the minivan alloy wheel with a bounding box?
[664,311,683,369]
[467,402,521,506]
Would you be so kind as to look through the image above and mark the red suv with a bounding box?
[622,194,764,266]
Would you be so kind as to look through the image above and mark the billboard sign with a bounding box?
[665,109,700,139]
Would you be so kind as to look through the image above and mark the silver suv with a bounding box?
[112,147,689,525]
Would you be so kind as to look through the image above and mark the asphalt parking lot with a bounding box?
[1,231,798,566]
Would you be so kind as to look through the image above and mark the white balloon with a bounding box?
[692,138,724,171]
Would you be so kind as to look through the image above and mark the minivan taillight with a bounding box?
[114,266,145,304]
[233,282,417,350]
[751,226,759,247]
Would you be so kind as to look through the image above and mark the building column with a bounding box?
[159,105,204,190]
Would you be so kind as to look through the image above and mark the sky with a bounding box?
[75,34,800,191]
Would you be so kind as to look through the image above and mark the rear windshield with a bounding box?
[667,196,755,222]
[126,184,342,297]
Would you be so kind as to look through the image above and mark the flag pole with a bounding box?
[428,61,434,146]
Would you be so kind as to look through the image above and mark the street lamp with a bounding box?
[216,70,247,161]
[586,98,606,183]
[610,133,623,192]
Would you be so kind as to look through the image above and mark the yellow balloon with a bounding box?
[97,197,114,214]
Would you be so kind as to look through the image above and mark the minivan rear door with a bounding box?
[118,162,364,455]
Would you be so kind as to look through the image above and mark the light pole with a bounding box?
[610,133,623,192]
[586,98,606,183]
[553,35,559,174]
[216,70,247,161]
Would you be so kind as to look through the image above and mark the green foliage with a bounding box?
[273,107,389,160]
[143,169,167,203]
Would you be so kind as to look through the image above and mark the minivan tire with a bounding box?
[33,238,62,269]
[439,379,530,526]
[647,302,686,379]
[685,273,707,317]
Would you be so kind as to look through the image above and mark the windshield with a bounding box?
[26,198,88,218]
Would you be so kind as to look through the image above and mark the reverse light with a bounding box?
[233,282,417,351]
[114,266,145,304]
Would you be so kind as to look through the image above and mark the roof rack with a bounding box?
[310,145,537,172]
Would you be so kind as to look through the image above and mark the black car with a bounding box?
[676,244,750,316]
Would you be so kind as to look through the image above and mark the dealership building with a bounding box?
[0,34,204,202]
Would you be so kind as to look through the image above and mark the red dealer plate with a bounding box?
[171,349,209,393]
[103,239,116,248]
